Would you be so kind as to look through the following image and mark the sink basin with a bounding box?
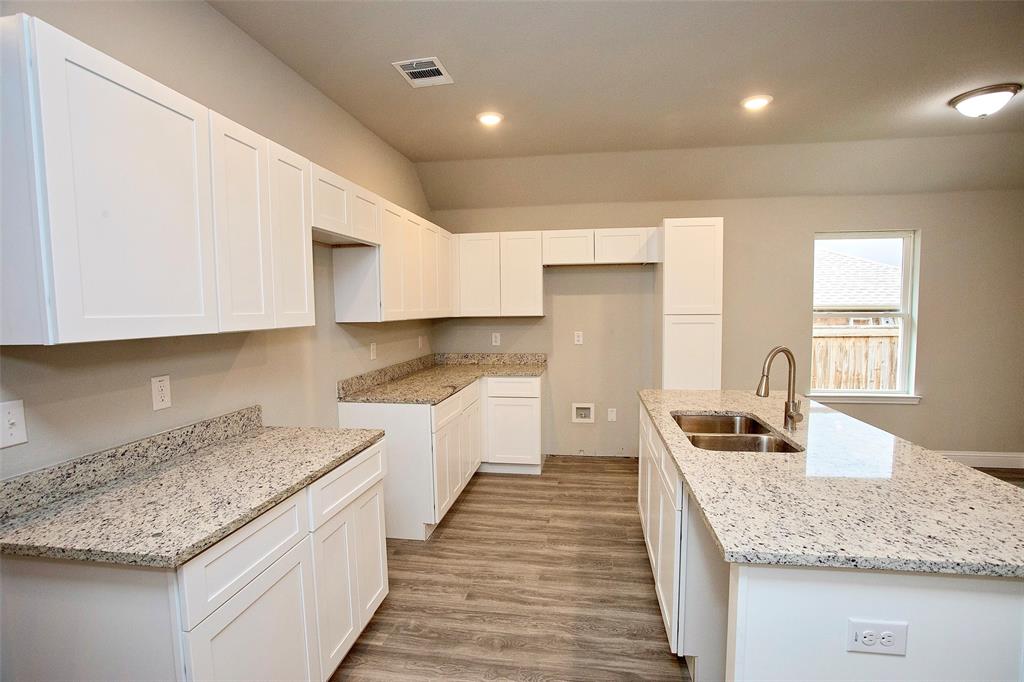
[673,413,771,435]
[686,433,803,453]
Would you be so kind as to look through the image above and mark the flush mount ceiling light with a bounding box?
[948,83,1021,118]
[476,111,504,126]
[741,94,773,111]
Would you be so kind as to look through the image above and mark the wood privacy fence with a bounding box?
[811,328,900,391]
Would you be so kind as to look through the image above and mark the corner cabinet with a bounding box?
[500,231,544,315]
[1,14,317,343]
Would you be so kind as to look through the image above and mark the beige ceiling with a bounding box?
[211,1,1024,162]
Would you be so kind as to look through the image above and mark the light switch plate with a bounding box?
[151,375,172,411]
[1,400,28,448]
[607,408,617,422]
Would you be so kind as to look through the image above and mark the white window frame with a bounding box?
[808,230,921,405]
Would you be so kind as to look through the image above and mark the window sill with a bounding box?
[808,393,921,405]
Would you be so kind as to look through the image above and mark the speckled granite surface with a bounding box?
[640,389,1024,578]
[339,353,546,405]
[0,406,263,524]
[0,420,383,567]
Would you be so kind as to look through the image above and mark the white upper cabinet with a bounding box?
[457,233,501,317]
[210,112,276,332]
[311,164,381,246]
[542,229,595,265]
[594,227,658,264]
[421,222,440,317]
[661,218,724,315]
[379,204,406,321]
[438,229,454,317]
[2,15,219,344]
[402,213,424,318]
[500,231,543,316]
[268,143,315,328]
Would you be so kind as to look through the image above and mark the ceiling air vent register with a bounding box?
[391,58,454,88]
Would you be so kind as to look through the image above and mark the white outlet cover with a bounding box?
[847,618,908,655]
[151,375,172,411]
[1,399,28,448]
[418,335,425,349]
[607,408,617,422]
[491,332,501,346]
[370,342,377,360]
[574,331,584,345]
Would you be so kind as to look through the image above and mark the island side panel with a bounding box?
[1,555,184,681]
[726,563,1024,681]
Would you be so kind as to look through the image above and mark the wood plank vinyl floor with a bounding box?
[333,456,689,681]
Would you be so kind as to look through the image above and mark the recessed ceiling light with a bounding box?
[477,112,504,126]
[948,83,1021,118]
[741,94,773,111]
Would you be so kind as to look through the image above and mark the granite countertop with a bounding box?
[0,417,382,568]
[340,353,546,405]
[640,389,1024,578]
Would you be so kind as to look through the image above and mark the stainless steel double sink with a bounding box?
[672,413,804,453]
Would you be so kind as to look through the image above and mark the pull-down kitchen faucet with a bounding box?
[755,346,803,430]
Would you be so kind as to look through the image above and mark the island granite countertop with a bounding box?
[339,352,546,405]
[0,407,383,568]
[640,389,1024,578]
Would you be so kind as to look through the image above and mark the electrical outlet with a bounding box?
[151,375,172,411]
[847,619,908,655]
[607,408,617,422]
[491,332,501,346]
[1,400,28,448]
[370,342,377,360]
[418,335,425,350]
[574,331,584,345]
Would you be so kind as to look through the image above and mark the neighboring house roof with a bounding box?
[813,249,901,309]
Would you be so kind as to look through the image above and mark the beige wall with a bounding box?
[432,190,1024,454]
[0,1,431,478]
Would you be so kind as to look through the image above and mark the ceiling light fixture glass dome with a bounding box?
[476,111,504,126]
[948,83,1021,118]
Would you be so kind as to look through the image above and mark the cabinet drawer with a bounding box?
[431,390,463,433]
[486,376,541,398]
[178,488,310,630]
[308,440,385,531]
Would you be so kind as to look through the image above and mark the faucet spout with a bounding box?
[755,346,803,430]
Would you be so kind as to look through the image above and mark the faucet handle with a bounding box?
[785,400,803,423]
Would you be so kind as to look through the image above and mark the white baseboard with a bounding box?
[937,451,1024,469]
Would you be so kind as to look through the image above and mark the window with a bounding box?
[810,231,919,403]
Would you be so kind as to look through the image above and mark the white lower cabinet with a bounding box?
[483,377,542,468]
[337,379,494,540]
[311,503,361,677]
[185,535,321,682]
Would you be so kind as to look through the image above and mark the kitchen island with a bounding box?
[638,389,1024,682]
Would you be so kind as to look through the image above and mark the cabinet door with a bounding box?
[656,474,681,649]
[186,536,320,682]
[353,482,389,627]
[594,227,655,264]
[661,315,722,389]
[379,204,405,320]
[269,143,315,327]
[432,421,454,522]
[448,412,464,498]
[402,213,423,317]
[457,233,501,316]
[500,231,543,316]
[351,186,381,245]
[485,397,541,465]
[311,505,360,679]
[661,218,723,315]
[437,229,453,317]
[638,418,650,533]
[33,19,218,342]
[210,112,275,332]
[310,164,351,243]
[460,401,480,484]
[646,462,662,572]
[542,229,594,265]
[421,222,440,317]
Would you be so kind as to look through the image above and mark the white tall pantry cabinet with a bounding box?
[656,218,724,389]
